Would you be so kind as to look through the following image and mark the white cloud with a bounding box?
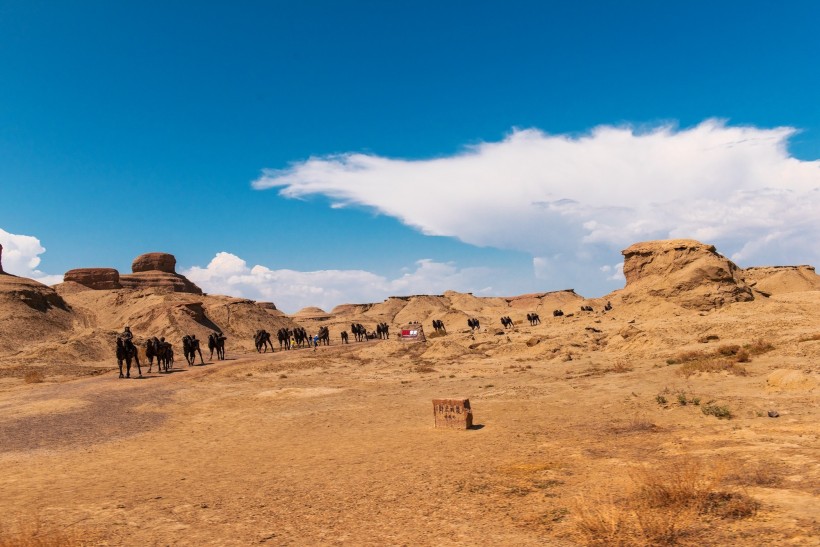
[183,252,498,313]
[0,229,62,285]
[254,120,820,294]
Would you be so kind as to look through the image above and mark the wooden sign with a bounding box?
[433,398,473,429]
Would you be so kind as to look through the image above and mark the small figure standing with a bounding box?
[313,334,319,350]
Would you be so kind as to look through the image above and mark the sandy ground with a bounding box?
[1,303,819,546]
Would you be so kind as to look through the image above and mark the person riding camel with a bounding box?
[121,325,133,342]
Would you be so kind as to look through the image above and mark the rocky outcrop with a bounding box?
[0,271,73,350]
[120,252,203,294]
[741,266,820,295]
[292,306,331,320]
[132,253,176,274]
[64,268,122,290]
[619,239,754,310]
[120,271,202,294]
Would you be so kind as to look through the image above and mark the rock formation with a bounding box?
[119,252,203,294]
[64,268,122,290]
[741,265,820,295]
[619,239,754,310]
[131,252,177,274]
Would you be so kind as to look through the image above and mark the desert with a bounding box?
[0,239,818,546]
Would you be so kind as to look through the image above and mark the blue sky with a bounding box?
[1,1,819,312]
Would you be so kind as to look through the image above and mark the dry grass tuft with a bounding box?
[23,370,46,384]
[572,457,758,546]
[667,338,773,373]
[608,360,633,373]
[744,338,775,355]
[0,515,92,547]
[611,414,659,434]
[678,358,747,378]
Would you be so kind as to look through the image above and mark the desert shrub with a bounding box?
[673,350,706,363]
[678,358,747,378]
[702,403,732,419]
[611,414,658,434]
[745,338,775,355]
[701,491,759,519]
[656,394,668,405]
[716,344,740,356]
[608,361,633,373]
[698,334,720,343]
[573,457,757,546]
[735,349,750,363]
[0,515,90,547]
[728,460,785,487]
[23,370,45,384]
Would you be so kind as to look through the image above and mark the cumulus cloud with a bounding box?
[182,252,498,313]
[254,119,820,295]
[0,228,62,285]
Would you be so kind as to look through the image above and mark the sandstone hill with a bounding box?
[1,240,818,376]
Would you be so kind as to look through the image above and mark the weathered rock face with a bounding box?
[64,268,122,290]
[121,252,203,294]
[120,271,203,294]
[132,253,176,274]
[620,239,754,310]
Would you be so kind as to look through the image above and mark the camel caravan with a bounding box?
[114,304,613,377]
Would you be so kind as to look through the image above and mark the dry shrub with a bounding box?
[611,414,659,434]
[608,360,633,373]
[0,515,91,547]
[670,350,706,364]
[413,364,437,373]
[23,370,45,384]
[727,460,785,488]
[716,344,740,356]
[572,458,758,546]
[745,338,775,355]
[678,358,747,378]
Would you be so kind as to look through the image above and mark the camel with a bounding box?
[208,332,226,360]
[526,313,541,326]
[432,319,446,334]
[292,327,310,348]
[376,323,390,339]
[467,318,480,331]
[183,335,205,366]
[341,331,349,344]
[116,337,142,378]
[553,309,564,317]
[350,323,366,342]
[501,316,513,329]
[318,326,330,346]
[580,305,593,312]
[254,330,274,353]
[604,301,613,311]
[277,328,292,350]
[147,337,173,373]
